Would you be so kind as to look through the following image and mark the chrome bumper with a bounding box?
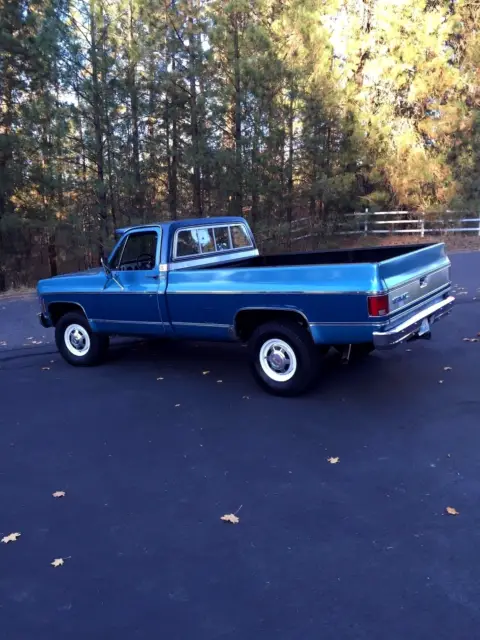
[373,296,455,350]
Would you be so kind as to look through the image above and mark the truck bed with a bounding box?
[202,243,434,269]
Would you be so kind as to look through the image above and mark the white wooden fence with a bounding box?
[336,211,480,237]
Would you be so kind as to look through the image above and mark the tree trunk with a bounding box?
[231,12,242,216]
[188,15,202,216]
[101,9,117,231]
[89,0,108,261]
[250,109,260,230]
[0,33,14,290]
[128,0,143,221]
[286,88,294,227]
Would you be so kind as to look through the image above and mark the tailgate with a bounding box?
[377,243,450,316]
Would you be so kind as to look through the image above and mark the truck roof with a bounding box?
[115,216,247,237]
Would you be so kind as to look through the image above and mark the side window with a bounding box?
[231,224,251,248]
[176,229,200,257]
[214,226,232,251]
[109,236,128,269]
[118,231,158,271]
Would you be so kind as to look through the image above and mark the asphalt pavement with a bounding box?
[0,252,479,640]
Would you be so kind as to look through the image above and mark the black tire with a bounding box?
[333,342,375,360]
[55,312,109,367]
[248,320,319,397]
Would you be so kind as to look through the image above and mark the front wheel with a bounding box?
[248,320,319,397]
[55,312,109,366]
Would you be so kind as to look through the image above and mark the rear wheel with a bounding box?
[248,320,319,396]
[55,312,109,366]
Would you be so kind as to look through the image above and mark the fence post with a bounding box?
[364,208,368,236]
[420,212,425,238]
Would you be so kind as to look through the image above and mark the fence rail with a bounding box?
[336,211,480,237]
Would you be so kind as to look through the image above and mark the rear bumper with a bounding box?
[38,312,52,328]
[373,296,455,350]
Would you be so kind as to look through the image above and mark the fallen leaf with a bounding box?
[446,506,459,516]
[52,491,66,498]
[217,380,223,383]
[242,395,250,400]
[41,367,50,371]
[175,404,180,407]
[202,370,210,375]
[51,558,65,567]
[443,366,452,371]
[220,514,239,524]
[1,532,21,544]
[406,349,412,352]
[438,380,444,384]
[327,457,340,464]
[156,377,164,381]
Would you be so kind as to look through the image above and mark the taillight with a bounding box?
[368,294,389,317]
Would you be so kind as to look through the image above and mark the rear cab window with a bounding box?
[174,223,252,260]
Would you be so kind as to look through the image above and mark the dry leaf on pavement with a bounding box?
[41,367,50,371]
[156,377,164,381]
[52,491,66,498]
[217,380,223,383]
[327,457,340,464]
[51,558,66,567]
[220,514,240,524]
[175,404,180,407]
[438,380,444,384]
[446,506,459,516]
[202,370,210,375]
[1,532,21,544]
[443,366,452,371]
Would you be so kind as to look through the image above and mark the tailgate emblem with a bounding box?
[392,292,409,305]
[419,275,429,288]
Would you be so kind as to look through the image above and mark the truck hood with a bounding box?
[37,267,104,294]
[50,267,103,279]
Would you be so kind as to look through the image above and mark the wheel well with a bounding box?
[234,309,310,342]
[48,302,86,326]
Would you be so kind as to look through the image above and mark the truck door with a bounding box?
[96,229,166,335]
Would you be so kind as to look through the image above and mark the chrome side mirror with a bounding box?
[101,257,112,278]
[101,257,124,290]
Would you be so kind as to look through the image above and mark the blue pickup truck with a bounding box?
[37,216,454,396]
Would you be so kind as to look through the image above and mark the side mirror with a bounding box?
[101,257,112,279]
[101,257,124,290]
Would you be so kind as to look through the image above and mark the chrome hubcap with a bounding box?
[64,324,90,357]
[259,338,297,382]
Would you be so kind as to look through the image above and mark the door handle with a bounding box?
[146,274,160,280]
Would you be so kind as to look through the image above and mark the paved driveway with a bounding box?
[0,253,479,640]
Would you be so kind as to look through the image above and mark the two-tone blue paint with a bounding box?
[37,217,452,347]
